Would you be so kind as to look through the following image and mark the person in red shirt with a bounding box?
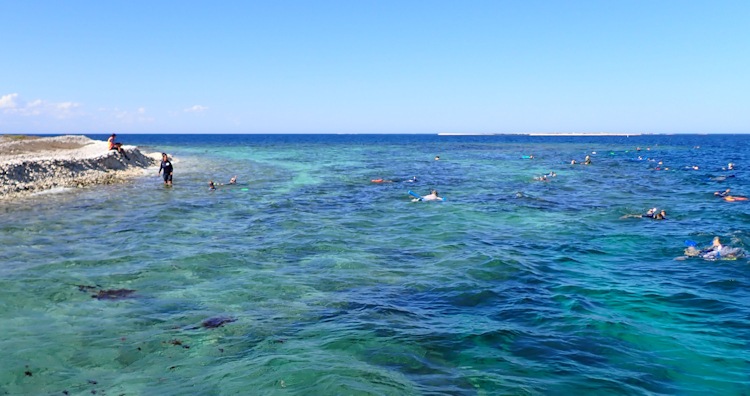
[107,133,129,160]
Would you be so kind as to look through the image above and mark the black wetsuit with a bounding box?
[160,160,173,182]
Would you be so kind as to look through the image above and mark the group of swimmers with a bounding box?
[570,155,592,165]
[632,155,743,258]
[529,148,743,260]
[534,172,557,181]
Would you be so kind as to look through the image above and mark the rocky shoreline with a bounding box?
[0,135,159,201]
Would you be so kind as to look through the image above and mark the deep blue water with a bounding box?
[1,134,749,395]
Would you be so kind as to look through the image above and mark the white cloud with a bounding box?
[0,93,80,118]
[0,94,165,132]
[57,102,80,111]
[184,105,208,113]
[0,93,19,109]
[110,106,153,124]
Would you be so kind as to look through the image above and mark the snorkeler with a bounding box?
[412,190,444,202]
[620,207,659,219]
[684,237,744,260]
[714,189,731,197]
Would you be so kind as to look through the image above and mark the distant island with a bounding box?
[438,132,645,136]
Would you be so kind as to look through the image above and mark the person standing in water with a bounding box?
[158,153,173,186]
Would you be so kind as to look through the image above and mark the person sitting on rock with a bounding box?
[107,133,130,160]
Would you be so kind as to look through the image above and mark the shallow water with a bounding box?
[1,134,749,395]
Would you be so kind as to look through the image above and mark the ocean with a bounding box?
[1,134,748,395]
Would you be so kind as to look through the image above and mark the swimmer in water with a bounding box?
[620,207,657,219]
[684,236,744,260]
[229,175,237,184]
[714,189,731,197]
[209,181,216,191]
[413,189,443,202]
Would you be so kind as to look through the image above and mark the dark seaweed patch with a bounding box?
[201,316,237,329]
[91,289,136,300]
[166,339,190,349]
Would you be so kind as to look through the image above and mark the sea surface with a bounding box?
[1,134,749,395]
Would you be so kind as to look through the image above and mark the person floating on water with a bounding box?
[534,172,556,181]
[107,133,130,160]
[720,190,749,202]
[373,176,417,183]
[158,153,173,186]
[412,189,444,202]
[621,207,664,219]
[584,155,591,165]
[684,236,744,260]
[714,189,731,197]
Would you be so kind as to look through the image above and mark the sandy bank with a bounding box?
[0,135,159,201]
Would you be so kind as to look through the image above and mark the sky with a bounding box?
[1,0,748,134]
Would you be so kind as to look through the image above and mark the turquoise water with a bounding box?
[1,134,749,395]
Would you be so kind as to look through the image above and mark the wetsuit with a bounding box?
[160,159,173,182]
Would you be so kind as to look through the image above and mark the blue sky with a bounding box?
[1,0,748,134]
